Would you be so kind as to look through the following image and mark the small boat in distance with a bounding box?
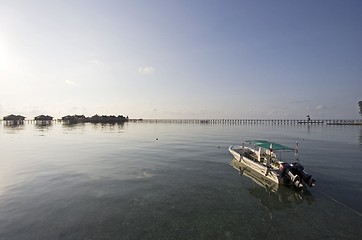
[229,140,316,189]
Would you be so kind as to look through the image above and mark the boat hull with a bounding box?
[230,158,280,191]
[229,145,281,185]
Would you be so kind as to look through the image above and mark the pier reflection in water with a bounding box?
[2,123,25,134]
[61,122,125,134]
[35,122,53,132]
[230,158,314,214]
[62,122,86,133]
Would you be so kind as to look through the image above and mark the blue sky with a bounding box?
[0,0,361,119]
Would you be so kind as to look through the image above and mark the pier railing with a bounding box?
[129,119,362,125]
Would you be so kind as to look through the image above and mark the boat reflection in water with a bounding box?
[230,158,315,212]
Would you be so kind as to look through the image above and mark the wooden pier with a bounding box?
[1,118,361,126]
[129,119,362,125]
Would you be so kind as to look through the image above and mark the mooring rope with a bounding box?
[317,190,362,217]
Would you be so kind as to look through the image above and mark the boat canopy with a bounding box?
[245,140,294,151]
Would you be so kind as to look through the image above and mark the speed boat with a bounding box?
[230,159,315,211]
[229,140,316,188]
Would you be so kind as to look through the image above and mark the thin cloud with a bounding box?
[315,105,327,110]
[88,58,106,66]
[65,80,76,86]
[138,66,155,75]
[307,105,332,111]
[292,100,310,104]
[315,105,335,110]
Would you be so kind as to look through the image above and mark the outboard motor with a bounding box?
[280,163,316,188]
[290,163,316,187]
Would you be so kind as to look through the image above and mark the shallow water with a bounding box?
[0,122,361,239]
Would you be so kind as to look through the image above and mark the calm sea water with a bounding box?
[0,122,361,240]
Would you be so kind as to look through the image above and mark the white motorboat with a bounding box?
[229,140,315,188]
[230,159,315,209]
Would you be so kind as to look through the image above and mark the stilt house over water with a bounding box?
[3,114,26,125]
[34,115,53,125]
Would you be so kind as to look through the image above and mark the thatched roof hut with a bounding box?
[34,115,53,121]
[3,114,26,125]
[3,114,26,121]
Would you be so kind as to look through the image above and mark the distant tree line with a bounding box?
[359,101,362,116]
[62,114,129,124]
